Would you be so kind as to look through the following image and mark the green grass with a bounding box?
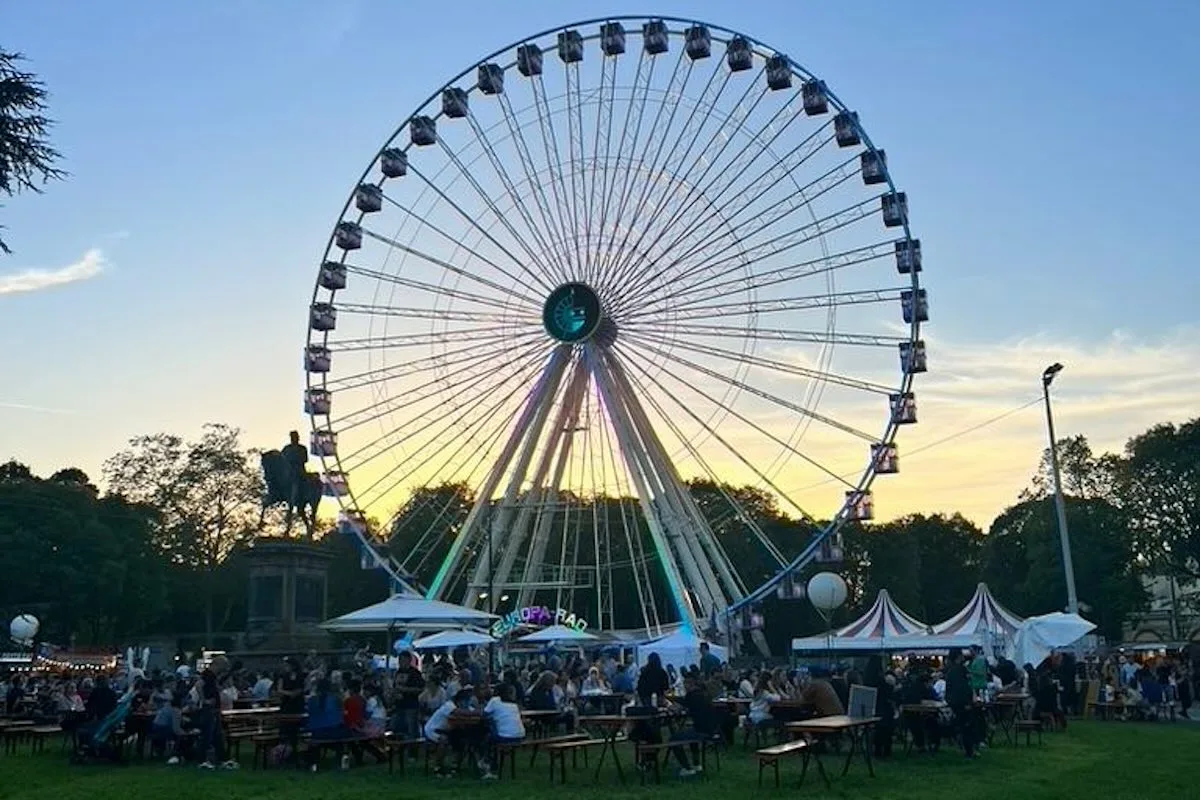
[1,722,1195,800]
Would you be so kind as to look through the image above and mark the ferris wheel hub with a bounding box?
[542,282,604,343]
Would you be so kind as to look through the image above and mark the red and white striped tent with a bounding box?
[933,583,1024,639]
[791,589,931,652]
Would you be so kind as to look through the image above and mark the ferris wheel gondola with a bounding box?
[302,16,927,645]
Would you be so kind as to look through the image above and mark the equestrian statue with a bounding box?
[259,430,322,537]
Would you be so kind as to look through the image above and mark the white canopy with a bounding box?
[413,629,496,650]
[933,583,1024,638]
[1006,612,1096,668]
[636,628,726,670]
[321,594,497,632]
[517,624,598,643]
[792,589,930,652]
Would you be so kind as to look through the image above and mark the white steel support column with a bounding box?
[427,344,571,604]
[603,351,728,617]
[492,357,589,595]
[588,346,698,629]
[465,344,573,601]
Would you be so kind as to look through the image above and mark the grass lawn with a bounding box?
[1,722,1195,800]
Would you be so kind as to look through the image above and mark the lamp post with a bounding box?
[1041,363,1079,615]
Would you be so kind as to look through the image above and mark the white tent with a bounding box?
[517,624,598,644]
[637,628,726,671]
[933,583,1024,639]
[1007,612,1096,668]
[321,594,496,632]
[792,589,930,652]
[413,630,496,650]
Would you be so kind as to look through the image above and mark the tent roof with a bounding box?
[517,624,598,643]
[836,589,929,639]
[321,594,496,632]
[933,583,1024,637]
[412,630,496,650]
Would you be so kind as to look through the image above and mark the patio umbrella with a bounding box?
[321,594,497,632]
[1007,612,1096,668]
[413,630,497,650]
[517,624,598,643]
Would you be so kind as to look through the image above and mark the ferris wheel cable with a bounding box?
[618,329,879,445]
[400,163,558,296]
[343,262,531,313]
[349,358,548,509]
[325,328,542,391]
[430,139,564,291]
[376,191,559,298]
[359,227,539,307]
[606,53,731,268]
[463,112,573,288]
[337,342,550,475]
[647,239,897,312]
[588,52,630,287]
[624,322,904,349]
[337,344,549,479]
[587,56,624,286]
[621,286,911,326]
[603,118,835,301]
[332,337,547,439]
[335,303,535,325]
[600,68,767,292]
[529,72,583,277]
[326,324,539,356]
[562,60,591,282]
[612,157,864,312]
[612,342,821,521]
[615,339,863,489]
[595,48,698,285]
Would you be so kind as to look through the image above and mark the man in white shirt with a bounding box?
[480,685,525,780]
[932,672,946,701]
[423,689,472,778]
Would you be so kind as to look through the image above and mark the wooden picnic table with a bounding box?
[578,714,631,783]
[786,715,879,779]
[222,706,282,718]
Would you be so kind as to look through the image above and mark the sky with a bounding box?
[2,0,1198,529]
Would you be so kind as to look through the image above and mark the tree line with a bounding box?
[0,418,1195,652]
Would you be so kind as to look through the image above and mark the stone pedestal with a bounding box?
[241,539,334,655]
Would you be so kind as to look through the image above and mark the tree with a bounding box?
[1116,419,1200,581]
[1023,434,1116,502]
[983,497,1146,641]
[103,423,263,642]
[48,466,97,494]
[1,49,66,254]
[0,459,34,482]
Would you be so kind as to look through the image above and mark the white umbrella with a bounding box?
[413,630,497,650]
[517,624,598,643]
[322,594,497,632]
[1007,612,1096,668]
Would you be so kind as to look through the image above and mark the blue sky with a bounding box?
[2,0,1198,525]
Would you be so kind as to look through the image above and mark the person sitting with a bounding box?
[667,673,719,777]
[746,674,782,743]
[581,666,610,695]
[149,695,191,764]
[481,684,525,779]
[611,664,634,695]
[799,667,846,718]
[304,678,356,771]
[423,688,475,778]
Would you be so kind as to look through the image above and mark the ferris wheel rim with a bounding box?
[303,14,925,625]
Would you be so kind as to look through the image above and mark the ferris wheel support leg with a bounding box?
[426,344,572,604]
[493,358,589,600]
[589,347,700,630]
[464,348,574,601]
[604,352,732,619]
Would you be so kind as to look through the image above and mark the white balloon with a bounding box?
[806,572,848,613]
[10,614,39,643]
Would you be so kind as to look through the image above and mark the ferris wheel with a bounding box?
[303,16,927,642]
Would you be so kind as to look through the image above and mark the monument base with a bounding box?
[240,538,334,655]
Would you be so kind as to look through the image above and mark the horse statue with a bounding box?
[259,449,322,537]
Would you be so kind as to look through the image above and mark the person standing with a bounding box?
[393,651,424,742]
[944,649,978,759]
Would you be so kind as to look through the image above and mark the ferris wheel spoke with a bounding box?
[624,320,904,349]
[334,337,550,434]
[338,344,547,476]
[625,286,906,326]
[644,239,898,312]
[465,109,572,286]
[613,154,863,314]
[530,73,582,277]
[618,330,880,443]
[335,302,535,326]
[360,227,540,306]
[610,345,822,520]
[344,262,534,313]
[347,353,549,503]
[402,163,557,295]
[589,50,637,288]
[326,325,536,354]
[325,328,543,390]
[562,59,593,281]
[602,66,763,292]
[601,56,728,290]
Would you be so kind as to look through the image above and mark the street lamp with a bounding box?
[1041,363,1079,616]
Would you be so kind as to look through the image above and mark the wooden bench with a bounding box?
[1086,701,1125,721]
[385,737,426,775]
[755,739,827,788]
[525,732,588,767]
[1014,719,1044,746]
[545,738,606,784]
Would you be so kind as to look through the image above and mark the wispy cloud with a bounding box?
[0,248,107,296]
[0,401,76,415]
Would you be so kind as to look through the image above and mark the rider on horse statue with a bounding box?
[259,431,322,537]
[281,430,309,508]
